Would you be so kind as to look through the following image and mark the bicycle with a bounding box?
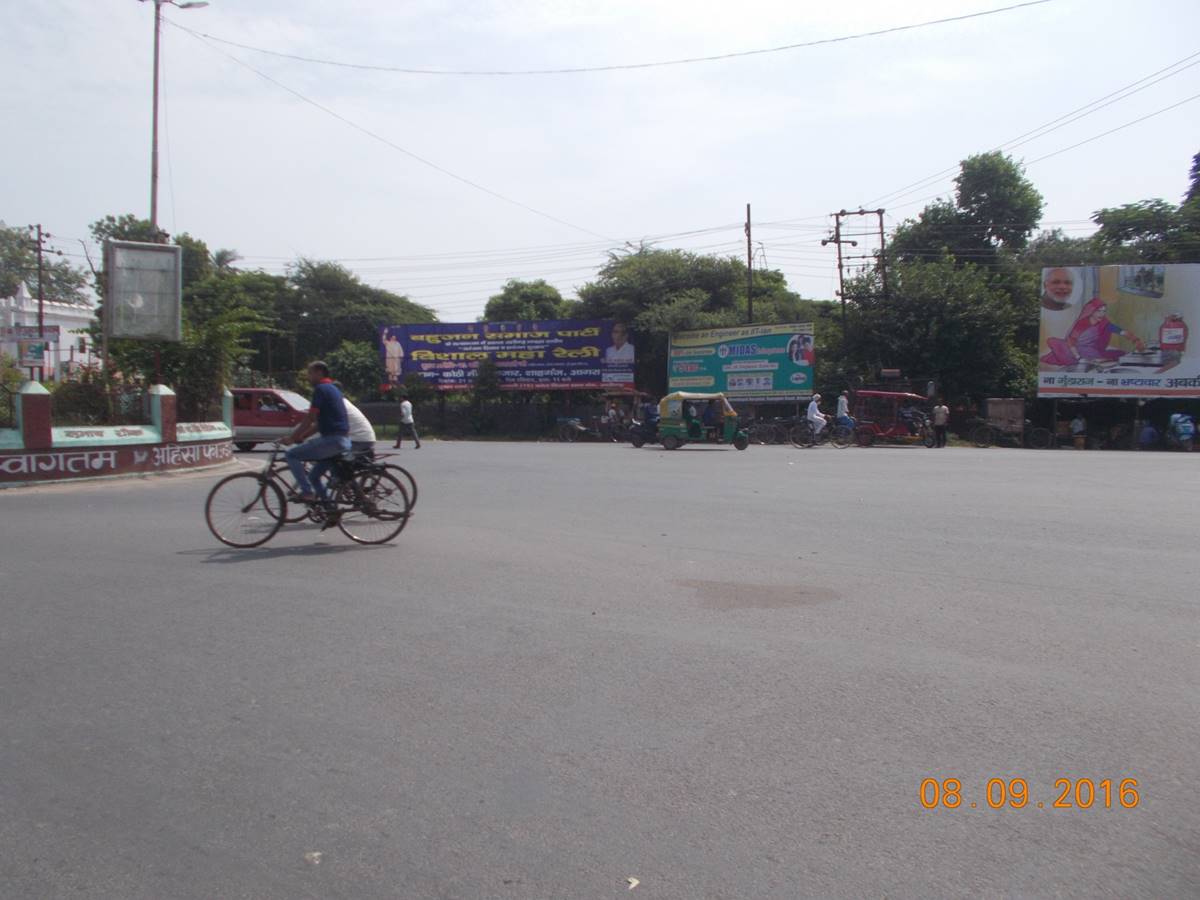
[268,448,418,520]
[789,418,853,449]
[205,442,412,548]
[969,421,1056,449]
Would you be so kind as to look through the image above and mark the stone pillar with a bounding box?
[17,381,52,450]
[221,389,234,430]
[148,384,177,444]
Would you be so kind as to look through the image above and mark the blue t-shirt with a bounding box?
[312,382,349,437]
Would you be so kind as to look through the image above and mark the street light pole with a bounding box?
[150,0,162,232]
[142,0,208,236]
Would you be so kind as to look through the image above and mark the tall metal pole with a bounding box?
[35,224,46,381]
[150,0,162,232]
[745,203,753,324]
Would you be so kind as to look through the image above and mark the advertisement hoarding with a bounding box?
[381,320,635,391]
[18,340,48,368]
[103,240,183,342]
[668,323,814,401]
[1038,264,1200,397]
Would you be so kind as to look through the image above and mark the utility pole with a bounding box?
[27,225,61,381]
[823,208,889,333]
[142,0,209,234]
[745,203,753,324]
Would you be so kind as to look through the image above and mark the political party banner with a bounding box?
[1038,264,1200,398]
[668,323,814,401]
[380,320,635,391]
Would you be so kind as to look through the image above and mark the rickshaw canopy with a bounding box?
[660,392,737,418]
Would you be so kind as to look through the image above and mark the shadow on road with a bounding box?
[178,543,394,564]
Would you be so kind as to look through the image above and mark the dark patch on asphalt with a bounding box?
[679,578,838,610]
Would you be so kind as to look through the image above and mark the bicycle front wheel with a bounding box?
[337,470,411,545]
[1027,427,1055,450]
[205,473,285,548]
[830,425,853,449]
[268,464,310,523]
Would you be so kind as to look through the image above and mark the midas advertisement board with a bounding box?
[380,320,635,391]
[1038,264,1200,398]
[668,323,814,401]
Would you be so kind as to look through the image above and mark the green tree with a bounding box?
[574,246,810,393]
[483,279,565,320]
[954,152,1044,251]
[327,339,384,401]
[841,257,1032,401]
[0,222,89,303]
[281,260,436,367]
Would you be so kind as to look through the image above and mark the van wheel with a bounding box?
[662,435,681,451]
[235,442,256,452]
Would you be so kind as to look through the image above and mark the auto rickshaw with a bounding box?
[851,390,935,447]
[649,391,750,450]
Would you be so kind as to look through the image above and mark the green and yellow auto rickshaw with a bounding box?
[653,391,750,451]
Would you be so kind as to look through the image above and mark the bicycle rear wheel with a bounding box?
[789,422,815,448]
[382,463,418,508]
[205,473,285,548]
[1026,427,1055,450]
[336,470,410,545]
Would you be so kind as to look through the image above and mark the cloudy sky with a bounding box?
[4,0,1199,319]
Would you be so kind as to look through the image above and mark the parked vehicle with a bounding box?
[851,390,935,448]
[231,388,311,451]
[649,392,749,451]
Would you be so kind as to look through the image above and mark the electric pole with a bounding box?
[26,225,62,381]
[745,203,753,324]
[823,208,889,333]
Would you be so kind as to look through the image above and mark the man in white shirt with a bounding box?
[603,323,635,363]
[836,390,850,422]
[343,398,377,453]
[932,399,950,448]
[394,393,421,449]
[806,393,827,435]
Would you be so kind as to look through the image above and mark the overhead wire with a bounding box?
[179,2,1055,77]
[169,20,618,244]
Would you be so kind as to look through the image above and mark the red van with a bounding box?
[231,388,310,451]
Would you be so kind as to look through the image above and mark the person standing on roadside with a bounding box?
[394,393,421,449]
[932,399,950,448]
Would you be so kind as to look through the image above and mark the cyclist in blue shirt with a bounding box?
[282,361,351,503]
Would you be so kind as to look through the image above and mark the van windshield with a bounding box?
[275,390,311,412]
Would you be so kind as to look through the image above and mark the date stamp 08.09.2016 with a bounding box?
[920,777,1140,811]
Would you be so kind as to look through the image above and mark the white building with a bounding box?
[1,282,98,380]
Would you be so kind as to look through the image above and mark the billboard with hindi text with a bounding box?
[1038,264,1200,398]
[380,320,635,391]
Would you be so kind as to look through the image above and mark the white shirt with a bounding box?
[344,400,376,444]
[385,340,404,361]
[605,342,635,363]
[806,399,824,423]
[399,400,414,425]
[836,395,849,418]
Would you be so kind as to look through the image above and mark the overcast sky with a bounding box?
[4,0,1199,319]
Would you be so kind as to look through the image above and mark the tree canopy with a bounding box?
[0,221,89,303]
[483,279,565,321]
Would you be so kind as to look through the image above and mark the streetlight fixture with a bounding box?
[140,0,209,235]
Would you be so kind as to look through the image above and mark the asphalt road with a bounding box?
[1,441,1197,899]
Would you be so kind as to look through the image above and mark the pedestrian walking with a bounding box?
[932,399,950,448]
[394,393,421,449]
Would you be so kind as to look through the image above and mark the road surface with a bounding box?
[1,442,1197,898]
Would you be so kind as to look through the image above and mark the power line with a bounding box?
[866,48,1200,208]
[889,89,1200,212]
[171,21,617,243]
[178,1,1055,77]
